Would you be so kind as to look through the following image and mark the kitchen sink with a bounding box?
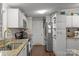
[0,43,22,51]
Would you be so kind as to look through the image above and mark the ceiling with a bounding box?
[7,3,79,17]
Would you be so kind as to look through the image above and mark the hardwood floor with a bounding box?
[31,45,55,56]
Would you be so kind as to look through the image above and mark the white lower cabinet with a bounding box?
[18,45,27,56]
[67,39,79,49]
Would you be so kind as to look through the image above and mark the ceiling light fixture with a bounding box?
[36,10,48,14]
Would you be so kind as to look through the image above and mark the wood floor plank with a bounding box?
[31,45,55,56]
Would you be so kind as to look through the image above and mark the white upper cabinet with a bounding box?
[22,13,28,28]
[7,8,27,28]
[66,15,79,27]
[18,9,23,28]
[73,15,79,27]
[66,16,72,27]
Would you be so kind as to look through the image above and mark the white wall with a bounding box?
[0,4,2,39]
[7,28,21,39]
[2,3,9,39]
[32,17,44,45]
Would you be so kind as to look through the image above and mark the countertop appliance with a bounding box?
[15,31,28,39]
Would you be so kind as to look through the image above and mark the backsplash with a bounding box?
[7,28,21,39]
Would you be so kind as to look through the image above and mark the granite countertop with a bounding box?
[66,37,79,39]
[0,39,28,56]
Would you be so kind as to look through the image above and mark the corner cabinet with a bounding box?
[7,8,26,28]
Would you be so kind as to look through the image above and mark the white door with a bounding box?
[32,17,44,45]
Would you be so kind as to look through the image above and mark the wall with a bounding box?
[0,4,2,39]
[2,3,9,39]
[27,17,32,31]
[32,17,44,45]
[7,28,21,39]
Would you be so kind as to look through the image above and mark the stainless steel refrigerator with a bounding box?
[43,17,53,51]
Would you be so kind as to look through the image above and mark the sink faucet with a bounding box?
[4,30,7,39]
[3,29,8,50]
[3,29,11,50]
[4,29,11,39]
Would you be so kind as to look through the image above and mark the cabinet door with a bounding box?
[66,16,72,27]
[7,9,19,28]
[73,16,79,27]
[77,16,79,27]
[8,9,24,28]
[18,45,27,56]
[18,10,23,28]
[22,14,27,28]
